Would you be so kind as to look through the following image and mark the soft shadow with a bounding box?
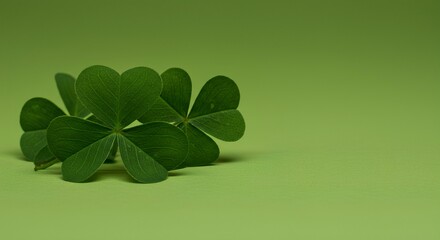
[6,149,275,183]
[215,155,242,164]
[168,171,187,177]
[104,158,117,164]
[85,166,136,183]
[38,166,62,175]
[1,149,29,162]
[213,152,258,165]
[184,152,255,168]
[211,150,280,166]
[45,164,189,183]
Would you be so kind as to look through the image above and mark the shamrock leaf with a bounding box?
[55,73,89,118]
[20,73,92,170]
[20,98,65,167]
[47,66,188,183]
[139,68,245,166]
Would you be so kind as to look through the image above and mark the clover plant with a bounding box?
[139,68,245,167]
[19,65,245,183]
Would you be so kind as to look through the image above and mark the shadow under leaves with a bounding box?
[1,149,29,162]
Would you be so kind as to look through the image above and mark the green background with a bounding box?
[1,0,439,239]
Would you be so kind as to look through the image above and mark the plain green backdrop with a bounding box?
[1,0,440,239]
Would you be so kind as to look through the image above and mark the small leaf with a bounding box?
[20,98,65,162]
[188,76,240,118]
[160,68,192,116]
[190,110,245,142]
[55,73,89,117]
[20,98,65,132]
[34,146,55,164]
[180,123,219,166]
[118,135,168,183]
[47,116,115,182]
[123,122,188,170]
[76,65,162,129]
[20,130,49,162]
[139,68,191,123]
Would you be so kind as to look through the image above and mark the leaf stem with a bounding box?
[34,158,61,171]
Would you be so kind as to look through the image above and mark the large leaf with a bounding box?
[122,122,188,170]
[188,76,240,118]
[76,65,162,129]
[47,116,115,182]
[179,123,219,166]
[118,135,168,183]
[62,135,116,182]
[20,98,65,162]
[189,110,245,142]
[55,73,89,117]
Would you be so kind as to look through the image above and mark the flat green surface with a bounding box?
[1,0,440,239]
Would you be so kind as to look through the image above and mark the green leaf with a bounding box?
[139,68,191,123]
[179,123,219,166]
[188,76,240,118]
[20,76,93,169]
[140,70,245,166]
[189,110,245,142]
[55,73,89,117]
[62,134,116,182]
[76,65,162,129]
[33,146,55,164]
[20,98,65,132]
[20,130,49,162]
[122,122,188,170]
[86,116,119,162]
[47,116,113,161]
[86,115,118,160]
[118,135,168,183]
[47,66,186,183]
[20,98,65,162]
[47,116,115,182]
[138,97,184,124]
[159,68,192,116]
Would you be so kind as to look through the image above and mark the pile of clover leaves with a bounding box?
[20,66,245,183]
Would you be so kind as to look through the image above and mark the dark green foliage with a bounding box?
[20,98,65,165]
[47,66,188,183]
[140,68,245,166]
[20,73,92,170]
[19,66,245,183]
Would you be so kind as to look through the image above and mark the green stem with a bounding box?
[34,158,61,171]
